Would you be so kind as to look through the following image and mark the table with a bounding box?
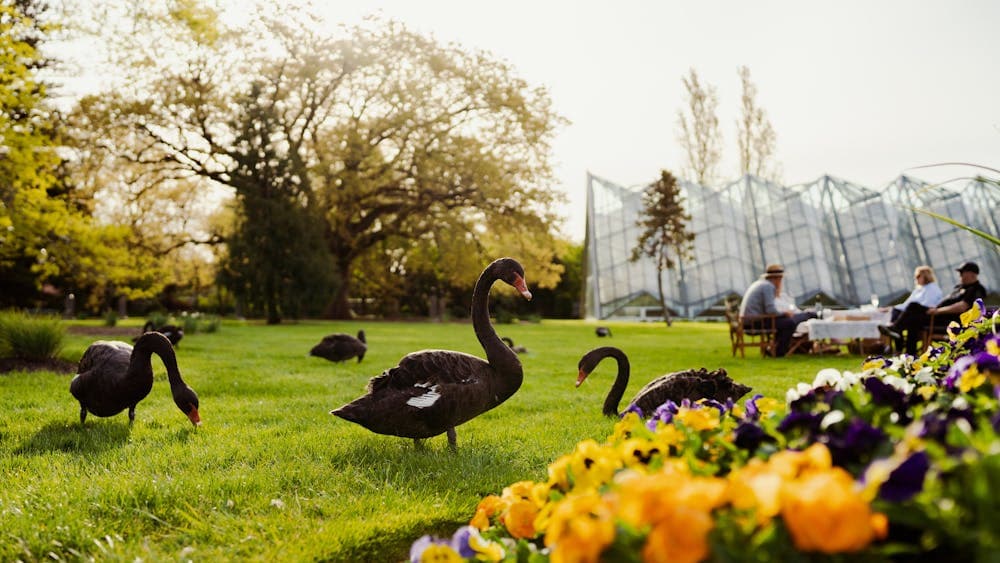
[798,308,892,354]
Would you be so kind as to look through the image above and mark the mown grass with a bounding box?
[0,318,864,560]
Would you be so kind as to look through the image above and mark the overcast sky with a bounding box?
[311,0,1000,241]
[51,1,1000,242]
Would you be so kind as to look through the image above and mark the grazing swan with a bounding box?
[331,257,532,449]
[500,336,528,355]
[70,332,201,426]
[134,320,183,347]
[576,346,751,417]
[595,326,612,337]
[311,330,367,363]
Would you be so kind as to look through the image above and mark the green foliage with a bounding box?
[0,310,65,360]
[0,320,860,560]
[102,309,118,327]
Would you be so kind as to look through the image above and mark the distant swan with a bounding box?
[311,330,367,363]
[500,336,528,355]
[134,320,183,347]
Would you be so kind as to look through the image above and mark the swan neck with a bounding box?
[132,333,185,388]
[603,349,630,417]
[471,264,521,378]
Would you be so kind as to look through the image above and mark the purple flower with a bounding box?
[734,421,772,451]
[622,403,644,418]
[450,526,477,558]
[863,377,906,410]
[944,355,977,389]
[878,452,930,502]
[826,418,887,467]
[703,399,727,416]
[744,393,764,421]
[646,400,679,430]
[777,411,822,434]
[410,535,445,563]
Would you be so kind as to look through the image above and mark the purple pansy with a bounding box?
[744,394,764,421]
[410,535,445,563]
[734,421,772,451]
[646,400,680,430]
[878,451,930,502]
[826,418,887,467]
[450,526,477,558]
[863,377,907,410]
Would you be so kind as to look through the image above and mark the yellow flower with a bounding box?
[915,385,937,401]
[469,495,502,530]
[958,364,986,393]
[613,467,726,529]
[502,481,537,503]
[619,438,663,469]
[568,439,622,492]
[754,396,783,417]
[547,454,572,492]
[728,459,784,523]
[641,505,714,563]
[781,468,888,553]
[468,531,505,561]
[675,407,720,431]
[502,499,539,539]
[768,443,832,479]
[420,544,463,563]
[612,412,645,443]
[545,492,615,563]
[652,423,685,449]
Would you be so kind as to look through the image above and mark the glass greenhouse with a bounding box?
[585,173,999,320]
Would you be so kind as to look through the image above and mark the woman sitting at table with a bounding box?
[886,265,942,323]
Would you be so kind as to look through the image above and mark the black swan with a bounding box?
[134,320,183,347]
[311,330,367,363]
[500,336,528,355]
[576,346,751,417]
[70,332,201,426]
[595,326,612,337]
[331,257,532,449]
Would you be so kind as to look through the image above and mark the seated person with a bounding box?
[739,264,817,357]
[880,261,987,356]
[886,265,942,323]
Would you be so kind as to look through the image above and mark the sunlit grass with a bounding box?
[0,319,863,560]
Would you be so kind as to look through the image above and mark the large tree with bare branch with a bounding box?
[735,65,780,181]
[67,3,565,321]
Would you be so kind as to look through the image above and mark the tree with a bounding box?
[676,68,722,186]
[630,170,695,326]
[735,66,780,181]
[68,4,566,320]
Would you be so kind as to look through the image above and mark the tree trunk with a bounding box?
[326,254,354,319]
[265,275,281,325]
[656,263,673,327]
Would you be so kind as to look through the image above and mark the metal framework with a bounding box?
[585,173,998,320]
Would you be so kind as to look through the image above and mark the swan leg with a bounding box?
[447,427,457,451]
[79,404,87,425]
[128,405,136,424]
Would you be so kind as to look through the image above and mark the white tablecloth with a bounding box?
[806,319,886,341]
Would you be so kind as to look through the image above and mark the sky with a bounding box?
[49,1,1000,243]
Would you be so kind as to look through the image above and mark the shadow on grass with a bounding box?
[16,419,131,456]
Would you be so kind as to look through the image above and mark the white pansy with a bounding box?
[786,382,814,403]
[882,375,914,394]
[836,370,861,391]
[913,367,936,386]
[812,368,841,389]
[820,410,845,429]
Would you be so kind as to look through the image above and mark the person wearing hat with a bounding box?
[880,261,987,355]
[739,264,816,356]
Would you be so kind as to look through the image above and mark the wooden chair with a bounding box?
[725,299,778,358]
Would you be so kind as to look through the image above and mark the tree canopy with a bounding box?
[69,3,567,320]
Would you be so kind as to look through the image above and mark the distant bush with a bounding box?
[178,312,221,334]
[0,311,66,361]
[147,312,169,328]
[102,310,118,327]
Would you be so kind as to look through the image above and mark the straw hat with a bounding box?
[762,264,785,279]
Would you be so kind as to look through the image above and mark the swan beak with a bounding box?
[188,406,202,427]
[513,274,532,300]
[576,369,589,388]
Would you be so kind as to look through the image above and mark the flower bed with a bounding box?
[411,301,1000,562]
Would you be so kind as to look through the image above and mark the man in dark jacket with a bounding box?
[880,261,987,355]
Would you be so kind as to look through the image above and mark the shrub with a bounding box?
[103,310,118,327]
[0,311,66,361]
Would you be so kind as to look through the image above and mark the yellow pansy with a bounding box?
[469,494,503,530]
[728,459,784,523]
[915,385,937,401]
[545,492,615,563]
[612,412,645,443]
[755,397,783,417]
[641,504,714,563]
[958,365,986,393]
[419,544,463,562]
[675,407,720,431]
[547,454,572,492]
[468,531,505,561]
[501,499,539,539]
[568,439,622,492]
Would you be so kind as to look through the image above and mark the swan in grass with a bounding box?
[134,320,183,347]
[576,346,751,417]
[311,330,367,363]
[71,331,200,426]
[331,257,532,449]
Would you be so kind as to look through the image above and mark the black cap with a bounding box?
[956,261,979,274]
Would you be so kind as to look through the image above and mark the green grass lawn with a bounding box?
[0,318,866,560]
